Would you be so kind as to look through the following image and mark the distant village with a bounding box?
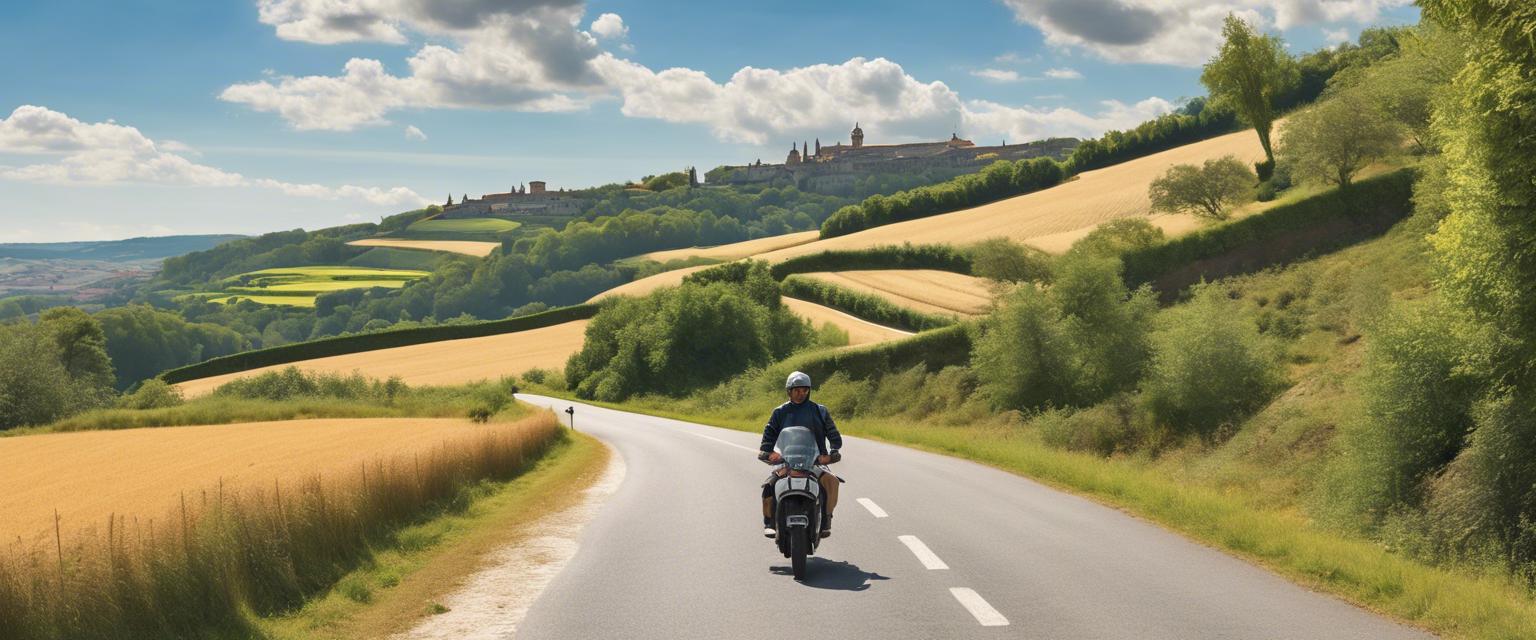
[437,124,1078,220]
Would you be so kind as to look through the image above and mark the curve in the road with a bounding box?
[511,395,1433,640]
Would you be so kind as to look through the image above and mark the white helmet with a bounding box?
[785,370,812,390]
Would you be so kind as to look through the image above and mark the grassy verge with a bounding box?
[257,430,606,640]
[0,408,566,640]
[521,382,1536,639]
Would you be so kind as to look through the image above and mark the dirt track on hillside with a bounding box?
[0,417,540,546]
[176,320,590,397]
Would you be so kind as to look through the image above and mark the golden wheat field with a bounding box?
[638,230,820,263]
[346,238,501,257]
[0,416,551,546]
[600,129,1270,299]
[176,320,590,397]
[755,127,1271,262]
[781,296,913,346]
[588,265,709,302]
[800,270,995,316]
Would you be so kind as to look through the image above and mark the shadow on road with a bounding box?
[770,559,890,591]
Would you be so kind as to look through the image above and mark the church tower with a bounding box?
[851,122,864,149]
[786,143,802,165]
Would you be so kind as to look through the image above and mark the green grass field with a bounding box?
[348,247,446,270]
[208,266,430,307]
[403,218,521,235]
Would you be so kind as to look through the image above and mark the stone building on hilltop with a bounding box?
[438,180,590,218]
[709,123,1077,193]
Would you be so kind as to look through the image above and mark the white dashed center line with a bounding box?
[950,588,1009,627]
[898,535,949,570]
[857,498,888,518]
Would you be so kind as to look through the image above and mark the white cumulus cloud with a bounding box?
[964,96,1177,143]
[971,68,1023,83]
[0,105,427,207]
[1044,67,1082,79]
[590,13,627,39]
[404,124,427,140]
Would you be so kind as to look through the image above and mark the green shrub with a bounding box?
[1066,218,1165,259]
[779,276,955,333]
[768,244,971,280]
[1325,298,1486,528]
[775,324,973,385]
[565,274,808,401]
[972,256,1155,411]
[812,322,850,349]
[965,238,1051,283]
[119,379,184,410]
[1141,285,1284,438]
[1035,394,1152,456]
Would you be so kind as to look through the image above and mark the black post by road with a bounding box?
[565,406,575,431]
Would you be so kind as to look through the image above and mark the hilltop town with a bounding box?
[437,125,1078,223]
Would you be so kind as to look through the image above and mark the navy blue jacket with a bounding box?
[759,398,842,455]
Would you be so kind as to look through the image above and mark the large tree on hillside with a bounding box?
[1148,155,1255,220]
[1201,14,1298,178]
[1279,90,1401,188]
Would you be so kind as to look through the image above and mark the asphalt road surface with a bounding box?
[515,395,1433,640]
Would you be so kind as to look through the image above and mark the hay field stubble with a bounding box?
[781,296,913,346]
[0,417,537,547]
[175,320,590,397]
[347,238,501,257]
[799,270,994,316]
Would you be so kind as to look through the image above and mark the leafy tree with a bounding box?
[1201,14,1298,176]
[1280,90,1402,188]
[565,278,810,401]
[972,256,1155,411]
[1410,0,1536,569]
[0,322,73,429]
[96,305,247,388]
[1343,24,1468,153]
[38,307,115,405]
[1148,155,1256,220]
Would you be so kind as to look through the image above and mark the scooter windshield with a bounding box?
[775,426,820,471]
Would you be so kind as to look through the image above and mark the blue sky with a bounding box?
[1,0,1419,242]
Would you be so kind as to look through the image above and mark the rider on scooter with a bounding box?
[758,371,842,539]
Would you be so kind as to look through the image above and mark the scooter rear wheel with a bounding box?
[790,528,808,580]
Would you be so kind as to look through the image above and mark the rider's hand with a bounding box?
[768,451,783,463]
[817,454,831,465]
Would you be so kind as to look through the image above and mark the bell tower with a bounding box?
[851,122,864,149]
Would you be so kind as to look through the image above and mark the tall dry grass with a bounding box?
[0,412,564,640]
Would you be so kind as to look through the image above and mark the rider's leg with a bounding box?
[819,471,839,514]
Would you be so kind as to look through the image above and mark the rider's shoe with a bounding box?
[820,515,832,538]
[763,527,776,538]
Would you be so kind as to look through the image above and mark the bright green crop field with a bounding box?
[206,266,430,307]
[403,218,521,235]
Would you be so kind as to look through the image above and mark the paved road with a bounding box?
[515,395,1434,640]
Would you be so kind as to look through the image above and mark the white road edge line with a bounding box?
[857,498,889,518]
[898,535,949,570]
[950,588,1009,627]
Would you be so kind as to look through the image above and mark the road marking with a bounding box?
[677,429,758,452]
[857,498,888,518]
[950,588,1009,627]
[898,535,949,570]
